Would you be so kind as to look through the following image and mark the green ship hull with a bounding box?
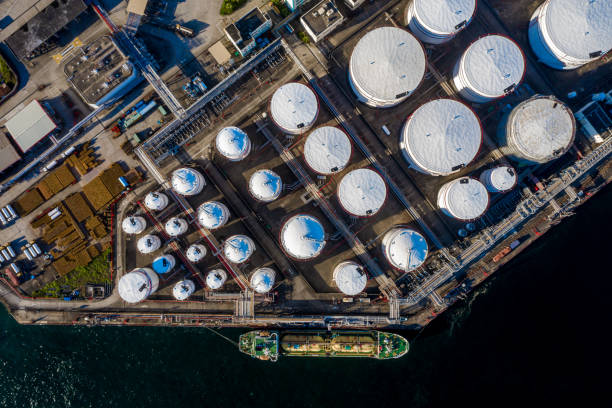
[239,330,408,362]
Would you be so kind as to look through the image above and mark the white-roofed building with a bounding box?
[381,228,428,272]
[197,201,230,230]
[122,216,146,235]
[173,279,196,300]
[152,254,176,274]
[280,214,326,260]
[437,177,489,220]
[206,269,228,290]
[250,267,276,293]
[216,127,252,161]
[4,100,57,153]
[165,217,188,237]
[118,267,159,303]
[300,0,345,43]
[270,82,319,134]
[223,235,255,264]
[137,234,161,254]
[333,261,367,296]
[186,243,207,263]
[406,0,477,44]
[144,191,169,211]
[304,126,352,174]
[400,99,482,176]
[249,169,282,202]
[480,166,517,193]
[171,168,206,196]
[337,169,387,217]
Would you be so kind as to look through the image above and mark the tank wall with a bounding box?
[406,2,456,45]
[451,57,496,103]
[348,69,407,108]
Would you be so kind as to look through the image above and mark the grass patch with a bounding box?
[0,55,16,88]
[220,0,246,15]
[32,249,111,298]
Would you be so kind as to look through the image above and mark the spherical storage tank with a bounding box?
[173,279,196,300]
[337,169,387,217]
[137,234,161,254]
[349,27,426,108]
[437,177,489,220]
[280,214,326,260]
[500,95,575,164]
[452,34,525,103]
[223,235,255,264]
[144,191,168,211]
[215,127,251,161]
[186,243,207,263]
[249,169,282,202]
[406,0,477,44]
[206,269,227,290]
[480,165,517,193]
[197,201,230,230]
[171,168,205,196]
[165,217,188,237]
[381,228,428,272]
[528,0,612,70]
[400,99,482,176]
[122,216,146,235]
[118,267,159,303]
[250,267,276,294]
[270,82,319,134]
[333,261,367,296]
[152,254,176,274]
[304,126,352,175]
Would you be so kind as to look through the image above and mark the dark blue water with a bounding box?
[1,185,610,408]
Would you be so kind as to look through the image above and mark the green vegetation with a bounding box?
[298,31,311,44]
[0,55,16,88]
[32,249,111,298]
[220,0,246,15]
[271,0,291,18]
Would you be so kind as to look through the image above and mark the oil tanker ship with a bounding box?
[238,330,408,362]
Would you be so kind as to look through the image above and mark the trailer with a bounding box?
[6,204,17,219]
[31,243,42,256]
[174,24,195,37]
[6,245,15,258]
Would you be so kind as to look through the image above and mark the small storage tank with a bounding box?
[173,279,196,300]
[500,95,575,164]
[206,269,228,290]
[406,0,477,44]
[480,165,517,193]
[197,201,230,230]
[270,82,319,134]
[223,235,255,264]
[528,0,612,70]
[333,261,367,296]
[248,169,283,202]
[152,254,176,274]
[452,34,526,103]
[137,234,162,254]
[304,126,352,175]
[171,168,205,196]
[280,214,326,260]
[349,27,426,108]
[144,191,169,211]
[118,267,159,303]
[337,168,387,217]
[381,228,428,271]
[437,177,489,220]
[400,99,482,176]
[186,243,207,263]
[215,127,252,161]
[122,216,146,235]
[250,267,276,294]
[165,217,188,237]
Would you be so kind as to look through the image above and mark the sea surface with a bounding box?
[1,185,610,408]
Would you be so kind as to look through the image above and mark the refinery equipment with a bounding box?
[215,127,252,161]
[333,261,367,296]
[171,168,206,196]
[406,0,477,44]
[118,268,159,303]
[223,235,256,264]
[437,177,489,220]
[381,228,428,272]
[304,126,352,174]
[337,169,387,217]
[270,82,319,134]
[197,201,230,230]
[280,214,326,260]
[248,169,283,202]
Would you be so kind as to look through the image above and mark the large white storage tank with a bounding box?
[270,82,319,134]
[528,0,612,70]
[381,228,428,272]
[406,0,477,44]
[137,234,161,254]
[480,165,517,193]
[197,201,230,230]
[500,95,575,164]
[173,279,196,300]
[186,243,207,263]
[165,217,188,237]
[215,127,252,161]
[171,168,205,196]
[452,34,526,103]
[206,269,228,290]
[304,126,352,175]
[118,267,159,303]
[437,177,489,220]
[249,169,283,202]
[400,99,482,176]
[333,261,367,296]
[337,168,387,217]
[349,27,426,108]
[250,267,276,294]
[223,235,255,264]
[122,216,146,235]
[280,214,326,260]
[152,254,176,274]
[144,191,168,211]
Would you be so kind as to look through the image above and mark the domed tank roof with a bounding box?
[197,201,230,230]
[304,126,352,175]
[171,168,206,196]
[333,261,367,296]
[249,169,282,202]
[152,254,176,274]
[122,216,146,235]
[118,267,159,303]
[270,82,319,134]
[480,166,517,193]
[382,228,428,272]
[186,243,207,263]
[250,267,276,294]
[337,168,387,217]
[144,191,169,211]
[223,235,255,264]
[206,269,228,290]
[173,279,196,300]
[280,214,326,260]
[410,0,477,37]
[216,127,252,161]
[137,234,161,254]
[165,217,188,237]
[437,177,489,220]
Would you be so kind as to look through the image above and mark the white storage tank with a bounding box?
[500,95,575,164]
[186,243,207,263]
[197,201,230,230]
[118,267,159,303]
[152,254,176,274]
[304,126,352,175]
[248,169,283,202]
[280,214,326,260]
[437,177,489,220]
[480,165,517,193]
[270,82,319,134]
[165,217,188,237]
[215,127,252,161]
[337,168,387,217]
[144,191,169,211]
[333,261,367,296]
[223,235,255,264]
[400,99,482,176]
[452,34,526,103]
[122,216,147,235]
[206,269,228,290]
[173,279,196,300]
[137,234,162,254]
[381,228,428,272]
[250,267,276,294]
[528,0,612,70]
[349,27,426,108]
[406,0,477,44]
[171,168,206,196]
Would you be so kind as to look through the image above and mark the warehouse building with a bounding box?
[4,100,57,153]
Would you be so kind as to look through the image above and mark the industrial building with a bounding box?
[300,1,344,43]
[224,7,272,57]
[0,133,22,174]
[4,100,57,153]
[344,0,366,11]
[406,0,477,44]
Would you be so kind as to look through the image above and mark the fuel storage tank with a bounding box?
[337,168,387,217]
[304,126,352,175]
[122,216,146,235]
[381,228,428,272]
[333,261,367,296]
[270,82,319,134]
[171,168,205,196]
[216,127,252,161]
[406,0,477,44]
[118,267,159,303]
[197,201,230,230]
[280,214,326,260]
[437,177,489,220]
[248,169,283,202]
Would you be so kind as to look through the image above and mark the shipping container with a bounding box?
[6,204,17,219]
[10,262,20,274]
[6,245,15,258]
[32,243,42,256]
